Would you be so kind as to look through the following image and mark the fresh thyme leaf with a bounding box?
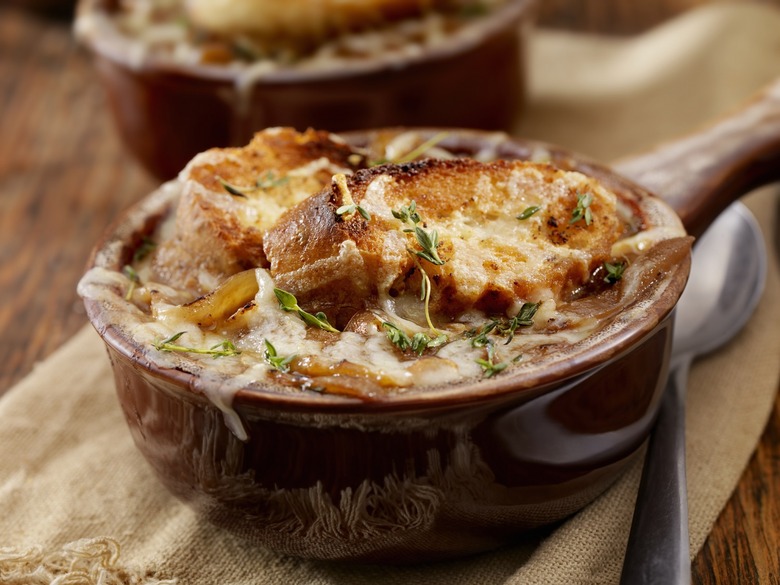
[273,288,340,333]
[393,200,445,334]
[123,264,140,300]
[382,322,447,356]
[209,340,240,355]
[336,203,371,221]
[333,173,370,220]
[392,200,422,225]
[498,302,540,344]
[476,342,508,378]
[133,237,157,262]
[476,359,508,377]
[372,132,450,166]
[603,261,626,283]
[218,171,288,197]
[123,264,140,283]
[516,206,541,220]
[383,322,413,352]
[570,192,594,226]
[468,320,498,348]
[263,339,296,373]
[153,332,241,358]
[467,304,539,347]
[274,288,298,310]
[218,177,249,198]
[255,171,289,190]
[157,331,185,347]
[413,226,444,265]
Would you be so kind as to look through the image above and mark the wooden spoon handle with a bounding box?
[614,80,780,238]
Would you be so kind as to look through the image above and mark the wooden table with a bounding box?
[0,2,777,583]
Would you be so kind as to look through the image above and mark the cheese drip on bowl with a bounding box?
[78,128,690,430]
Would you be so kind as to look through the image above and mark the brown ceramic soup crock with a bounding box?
[82,81,780,563]
[74,0,538,180]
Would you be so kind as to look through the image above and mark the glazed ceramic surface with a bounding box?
[76,0,538,179]
[84,129,694,562]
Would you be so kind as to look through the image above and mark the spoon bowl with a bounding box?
[674,204,767,360]
[620,202,768,584]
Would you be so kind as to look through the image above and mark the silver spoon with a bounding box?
[619,202,768,585]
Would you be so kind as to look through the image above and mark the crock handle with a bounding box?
[614,79,780,238]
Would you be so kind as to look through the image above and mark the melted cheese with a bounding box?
[78,130,690,438]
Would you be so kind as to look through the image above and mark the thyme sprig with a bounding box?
[570,192,594,226]
[466,302,540,346]
[263,339,296,373]
[391,200,422,225]
[218,171,289,197]
[133,237,157,262]
[393,200,445,266]
[333,173,371,221]
[391,200,447,334]
[516,206,541,220]
[336,203,371,221]
[476,341,508,378]
[603,261,626,284]
[153,332,241,358]
[497,302,540,344]
[274,288,340,333]
[411,226,445,266]
[123,265,140,301]
[382,322,447,356]
[372,132,450,166]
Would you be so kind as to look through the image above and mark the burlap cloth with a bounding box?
[2,3,779,583]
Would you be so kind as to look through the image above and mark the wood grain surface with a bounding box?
[0,2,778,584]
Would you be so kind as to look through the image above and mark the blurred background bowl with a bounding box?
[75,0,538,180]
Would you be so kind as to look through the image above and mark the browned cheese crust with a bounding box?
[264,158,624,328]
[151,128,367,295]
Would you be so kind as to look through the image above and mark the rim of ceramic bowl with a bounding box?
[83,129,690,414]
[74,0,538,84]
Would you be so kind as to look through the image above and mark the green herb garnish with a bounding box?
[133,237,157,262]
[466,302,539,346]
[467,320,499,348]
[391,201,447,334]
[274,288,340,333]
[411,226,445,266]
[476,342,508,378]
[603,261,626,284]
[218,171,288,197]
[372,132,450,166]
[570,192,593,226]
[382,322,447,355]
[391,200,422,225]
[516,206,541,220]
[123,264,140,300]
[333,173,370,221]
[263,339,296,373]
[336,203,371,221]
[153,332,241,358]
[393,201,444,265]
[496,302,540,344]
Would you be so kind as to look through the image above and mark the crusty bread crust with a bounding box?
[151,128,366,295]
[264,158,624,328]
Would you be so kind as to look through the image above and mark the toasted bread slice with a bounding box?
[151,128,367,295]
[263,158,624,329]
